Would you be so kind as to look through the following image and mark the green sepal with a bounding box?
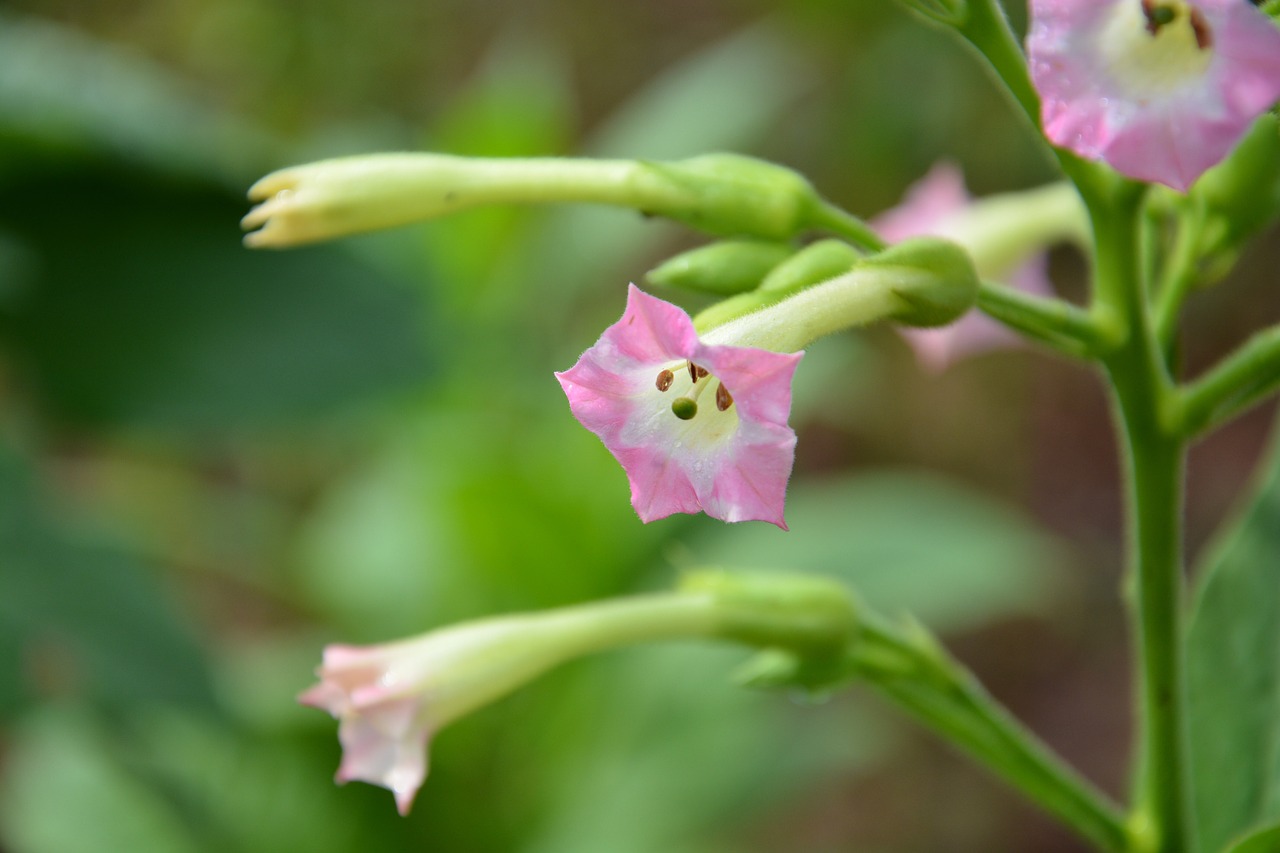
[633,153,820,240]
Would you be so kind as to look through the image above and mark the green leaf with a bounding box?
[1220,823,1280,853]
[1188,430,1280,853]
[688,471,1067,633]
[0,164,434,432]
[0,446,216,711]
[0,708,201,853]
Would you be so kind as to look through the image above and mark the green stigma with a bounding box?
[672,397,698,420]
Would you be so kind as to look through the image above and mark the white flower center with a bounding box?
[651,360,739,450]
[1098,0,1214,99]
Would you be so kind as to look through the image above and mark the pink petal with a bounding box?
[333,696,430,816]
[1028,0,1280,190]
[557,285,802,528]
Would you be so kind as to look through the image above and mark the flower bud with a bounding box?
[646,240,794,295]
[243,152,824,248]
[872,237,981,328]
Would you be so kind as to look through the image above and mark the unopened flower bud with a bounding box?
[646,240,794,295]
[243,152,825,248]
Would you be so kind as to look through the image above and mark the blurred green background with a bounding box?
[1,3,1277,852]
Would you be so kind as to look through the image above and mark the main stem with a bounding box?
[1090,182,1192,853]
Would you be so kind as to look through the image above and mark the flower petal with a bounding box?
[558,285,801,528]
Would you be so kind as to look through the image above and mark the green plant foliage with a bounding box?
[1188,428,1280,853]
[691,471,1066,633]
[0,446,216,712]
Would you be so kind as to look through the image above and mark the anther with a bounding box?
[671,397,698,420]
[656,369,674,392]
[715,383,733,412]
[1189,8,1211,50]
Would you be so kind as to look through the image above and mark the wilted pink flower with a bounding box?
[873,163,1052,372]
[300,619,567,814]
[1027,0,1280,191]
[557,285,803,529]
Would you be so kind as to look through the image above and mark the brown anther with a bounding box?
[1189,8,1212,50]
[715,383,733,412]
[656,369,674,392]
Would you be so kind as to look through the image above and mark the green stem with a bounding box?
[809,199,887,252]
[1089,183,1192,853]
[1176,325,1280,438]
[955,0,1042,128]
[1151,207,1205,353]
[849,613,1131,852]
[976,280,1103,357]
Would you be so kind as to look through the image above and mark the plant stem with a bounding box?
[976,280,1101,357]
[1089,181,1193,853]
[1176,325,1280,438]
[849,613,1131,852]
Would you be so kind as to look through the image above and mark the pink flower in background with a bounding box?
[873,163,1052,372]
[557,285,802,529]
[1027,0,1280,191]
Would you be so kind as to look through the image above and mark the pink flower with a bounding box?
[300,619,566,814]
[873,163,1052,372]
[556,285,803,529]
[1027,0,1280,191]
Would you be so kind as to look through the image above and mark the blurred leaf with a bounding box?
[521,24,817,320]
[1221,824,1280,853]
[0,707,200,853]
[688,471,1066,633]
[519,645,888,853]
[1187,429,1280,853]
[0,165,434,432]
[0,445,216,710]
[0,11,278,186]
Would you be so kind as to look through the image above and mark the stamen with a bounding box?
[688,362,698,383]
[671,397,698,420]
[715,383,733,411]
[1141,0,1176,34]
[656,369,674,392]
[1189,8,1211,50]
[695,365,709,380]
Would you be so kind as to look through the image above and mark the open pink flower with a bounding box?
[1027,0,1280,191]
[557,285,802,529]
[873,163,1052,372]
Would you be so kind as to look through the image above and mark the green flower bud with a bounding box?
[758,239,861,293]
[873,237,980,328]
[646,240,794,295]
[692,239,862,332]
